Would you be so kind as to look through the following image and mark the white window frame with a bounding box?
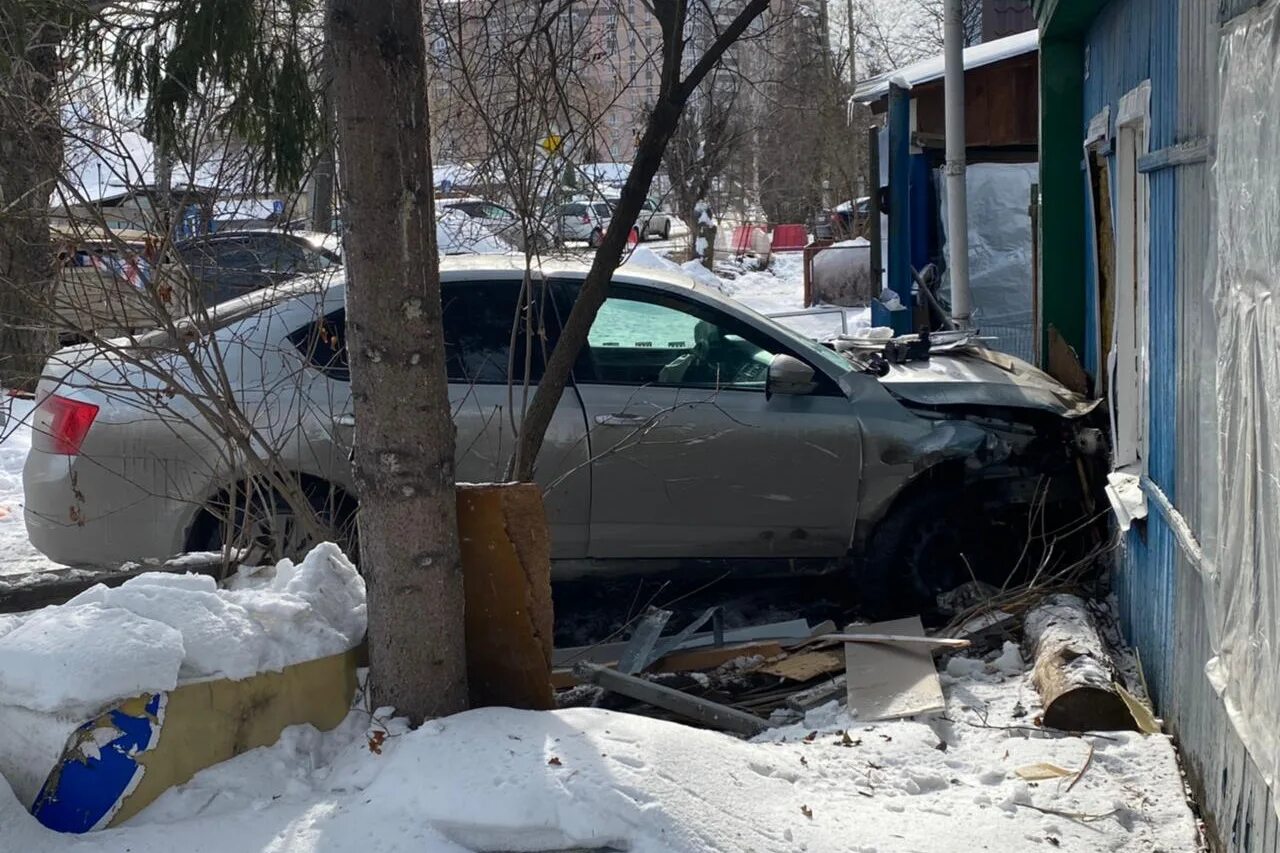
[1111,82,1151,474]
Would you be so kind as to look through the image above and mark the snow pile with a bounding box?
[0,396,66,577]
[623,246,729,294]
[0,544,364,809]
[0,604,186,715]
[0,544,364,716]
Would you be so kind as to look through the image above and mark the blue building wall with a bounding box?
[1072,2,1280,848]
[1080,0,1179,705]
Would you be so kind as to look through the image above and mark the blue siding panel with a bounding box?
[1081,0,1180,695]
[1067,0,1279,847]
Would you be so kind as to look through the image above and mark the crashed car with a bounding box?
[23,257,1103,612]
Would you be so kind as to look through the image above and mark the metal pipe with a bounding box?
[867,125,883,288]
[943,0,973,327]
[887,83,911,299]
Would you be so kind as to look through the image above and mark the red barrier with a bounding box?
[731,225,767,255]
[771,223,808,252]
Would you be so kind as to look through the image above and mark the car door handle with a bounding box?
[334,414,356,427]
[595,413,647,427]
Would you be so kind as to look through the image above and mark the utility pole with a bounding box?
[943,0,973,327]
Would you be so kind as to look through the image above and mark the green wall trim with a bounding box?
[1038,36,1088,362]
[1037,0,1109,38]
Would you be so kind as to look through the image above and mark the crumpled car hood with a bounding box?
[878,347,1100,418]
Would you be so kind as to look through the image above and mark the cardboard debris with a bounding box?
[758,650,845,681]
[843,617,946,721]
[1016,763,1075,781]
[1116,684,1162,734]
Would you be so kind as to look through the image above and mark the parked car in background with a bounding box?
[557,200,612,247]
[440,197,554,252]
[25,257,1103,614]
[638,198,680,241]
[174,230,340,306]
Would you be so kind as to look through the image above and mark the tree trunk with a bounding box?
[311,44,337,234]
[0,12,62,391]
[327,0,468,722]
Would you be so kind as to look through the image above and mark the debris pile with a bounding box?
[556,596,1158,738]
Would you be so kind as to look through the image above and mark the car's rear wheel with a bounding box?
[588,228,603,248]
[187,478,358,567]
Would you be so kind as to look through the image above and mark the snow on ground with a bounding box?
[0,396,65,577]
[715,253,871,341]
[0,641,1200,852]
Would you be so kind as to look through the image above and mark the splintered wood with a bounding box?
[843,617,945,721]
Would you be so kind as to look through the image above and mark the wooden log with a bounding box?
[1023,594,1137,732]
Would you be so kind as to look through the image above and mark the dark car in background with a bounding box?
[174,230,341,306]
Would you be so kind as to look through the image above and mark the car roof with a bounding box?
[436,254,698,291]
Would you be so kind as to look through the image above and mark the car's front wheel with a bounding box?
[661,221,671,240]
[858,485,1007,621]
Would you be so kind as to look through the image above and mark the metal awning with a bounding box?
[851,29,1039,104]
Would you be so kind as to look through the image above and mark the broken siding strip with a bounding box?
[1141,475,1213,582]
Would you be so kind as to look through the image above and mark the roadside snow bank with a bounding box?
[0,544,364,807]
[0,653,1199,852]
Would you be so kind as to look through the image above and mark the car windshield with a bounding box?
[740,307,855,378]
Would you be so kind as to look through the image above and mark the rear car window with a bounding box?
[288,280,555,385]
[562,203,587,216]
[289,308,349,381]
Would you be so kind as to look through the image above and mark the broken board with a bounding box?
[843,617,945,721]
[758,650,845,681]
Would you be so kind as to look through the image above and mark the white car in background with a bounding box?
[638,198,687,241]
[556,201,612,247]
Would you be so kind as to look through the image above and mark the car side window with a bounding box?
[289,309,349,381]
[582,295,776,390]
[442,280,551,384]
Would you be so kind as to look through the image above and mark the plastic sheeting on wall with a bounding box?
[1208,0,1280,815]
[937,163,1038,363]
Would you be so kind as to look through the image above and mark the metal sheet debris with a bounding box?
[843,617,946,721]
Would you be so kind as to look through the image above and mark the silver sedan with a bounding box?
[23,257,1100,609]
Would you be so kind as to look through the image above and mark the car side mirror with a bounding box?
[767,354,816,397]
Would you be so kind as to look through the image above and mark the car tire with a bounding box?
[588,228,603,248]
[187,478,358,566]
[858,486,983,622]
[661,221,671,240]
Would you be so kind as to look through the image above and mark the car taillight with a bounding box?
[34,394,99,456]
[581,214,591,224]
